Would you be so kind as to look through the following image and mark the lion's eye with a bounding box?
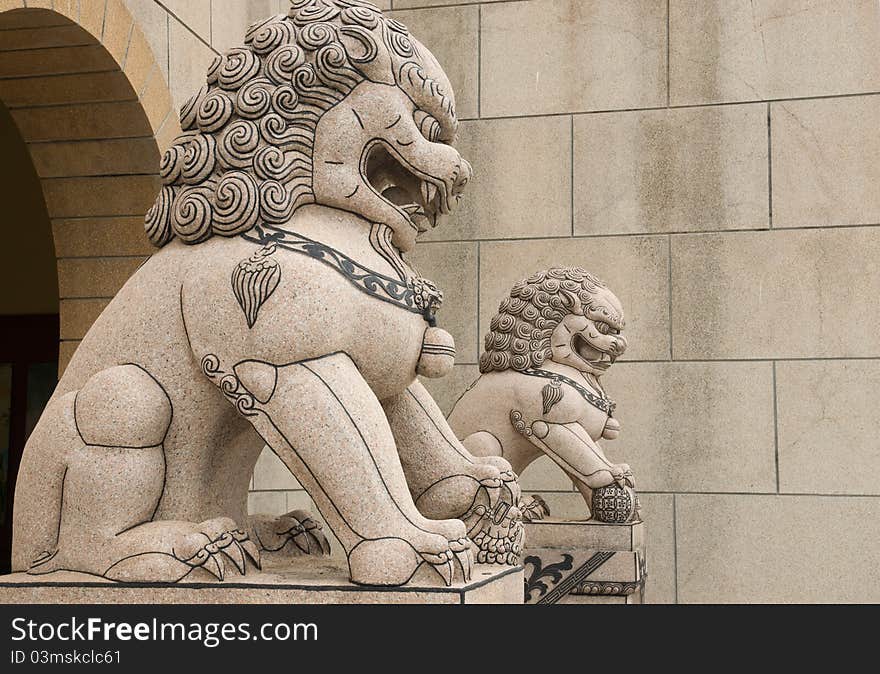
[413,109,441,142]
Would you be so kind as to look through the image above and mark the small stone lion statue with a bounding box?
[12,0,520,588]
[448,267,636,522]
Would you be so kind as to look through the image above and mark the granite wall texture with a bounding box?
[3,0,879,603]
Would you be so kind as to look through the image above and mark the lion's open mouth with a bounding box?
[364,143,452,234]
[572,333,614,371]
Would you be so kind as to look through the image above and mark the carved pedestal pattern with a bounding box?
[523,519,646,605]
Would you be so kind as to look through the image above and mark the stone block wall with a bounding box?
[13,0,879,602]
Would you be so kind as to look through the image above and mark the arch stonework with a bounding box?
[0,1,179,373]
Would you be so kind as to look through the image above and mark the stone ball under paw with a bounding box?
[591,484,639,524]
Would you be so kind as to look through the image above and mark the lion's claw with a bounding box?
[250,510,330,561]
[222,541,247,574]
[430,557,455,586]
[181,547,225,580]
[231,529,261,568]
[452,547,473,582]
[174,523,259,581]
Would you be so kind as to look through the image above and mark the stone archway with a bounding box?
[0,1,180,373]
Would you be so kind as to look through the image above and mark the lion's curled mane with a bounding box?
[145,0,445,247]
[479,267,609,374]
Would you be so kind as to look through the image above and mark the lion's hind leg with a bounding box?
[20,365,168,577]
[20,365,259,582]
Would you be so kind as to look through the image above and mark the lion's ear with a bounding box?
[560,290,583,315]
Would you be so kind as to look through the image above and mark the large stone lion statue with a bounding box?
[448,267,635,520]
[12,0,521,587]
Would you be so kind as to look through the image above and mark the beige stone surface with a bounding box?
[0,0,24,12]
[139,65,172,131]
[30,138,157,178]
[520,456,575,493]
[406,241,478,363]
[676,494,880,603]
[0,44,111,77]
[527,519,643,551]
[772,95,880,229]
[481,0,666,117]
[210,0,277,53]
[419,364,478,416]
[42,175,160,218]
[53,0,78,20]
[124,28,157,95]
[125,0,169,79]
[53,217,153,257]
[480,237,670,361]
[247,490,288,517]
[777,361,880,496]
[59,341,79,375]
[424,116,571,242]
[60,299,110,340]
[10,101,151,142]
[0,562,524,605]
[163,0,211,42]
[0,71,137,108]
[168,18,215,112]
[670,0,880,105]
[574,104,769,235]
[57,256,145,298]
[102,0,133,63]
[154,108,182,152]
[672,229,880,359]
[605,361,777,493]
[79,0,107,38]
[636,492,675,604]
[0,24,94,50]
[395,0,500,7]
[391,5,478,120]
[252,446,301,491]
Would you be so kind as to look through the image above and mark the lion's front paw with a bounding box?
[521,495,551,523]
[462,484,524,566]
[172,522,260,581]
[99,517,261,583]
[611,463,635,488]
[348,534,470,587]
[250,510,331,560]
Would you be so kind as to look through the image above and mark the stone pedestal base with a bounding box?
[0,559,523,605]
[523,519,645,604]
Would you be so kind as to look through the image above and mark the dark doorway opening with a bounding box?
[0,315,58,574]
[0,90,60,574]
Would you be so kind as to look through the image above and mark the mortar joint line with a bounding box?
[772,360,780,493]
